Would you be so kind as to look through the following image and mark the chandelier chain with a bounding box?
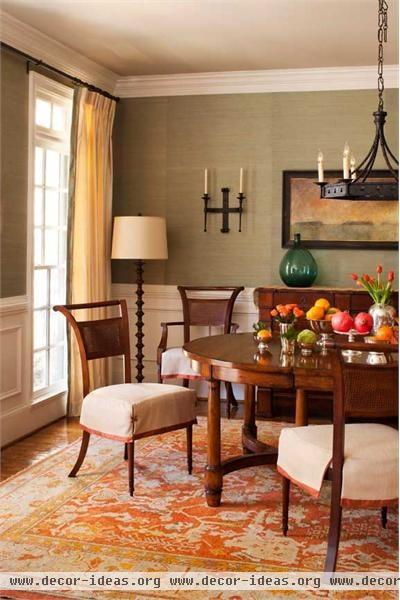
[377,0,388,110]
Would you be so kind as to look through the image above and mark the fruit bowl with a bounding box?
[308,319,334,335]
[308,319,334,352]
[298,341,315,356]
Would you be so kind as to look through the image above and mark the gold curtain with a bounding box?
[67,88,116,416]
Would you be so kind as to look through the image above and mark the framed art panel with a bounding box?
[282,170,398,249]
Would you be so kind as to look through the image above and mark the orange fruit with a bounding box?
[306,306,325,320]
[257,329,272,341]
[315,298,331,311]
[375,325,393,341]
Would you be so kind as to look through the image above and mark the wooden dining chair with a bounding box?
[54,300,197,496]
[157,286,244,416]
[277,342,398,572]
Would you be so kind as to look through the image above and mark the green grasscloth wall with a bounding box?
[112,89,398,287]
[1,51,29,297]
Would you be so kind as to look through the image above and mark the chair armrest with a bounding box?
[157,321,185,364]
[230,322,240,334]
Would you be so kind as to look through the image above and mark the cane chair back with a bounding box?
[178,286,244,343]
[335,344,398,420]
[53,300,131,396]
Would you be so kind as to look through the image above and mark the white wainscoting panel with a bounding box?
[0,296,67,447]
[111,284,259,400]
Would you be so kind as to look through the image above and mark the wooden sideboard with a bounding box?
[254,286,398,419]
[255,286,398,329]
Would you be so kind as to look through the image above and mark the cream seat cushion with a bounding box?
[277,423,398,507]
[80,383,196,442]
[161,347,200,380]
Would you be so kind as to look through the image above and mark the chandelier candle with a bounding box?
[317,151,324,182]
[343,142,350,179]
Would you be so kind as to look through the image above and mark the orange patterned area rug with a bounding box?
[0,417,398,599]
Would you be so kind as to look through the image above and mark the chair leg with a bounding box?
[324,486,343,572]
[186,424,193,475]
[225,382,238,414]
[381,506,388,529]
[127,441,134,496]
[124,443,128,461]
[68,431,90,477]
[282,476,290,536]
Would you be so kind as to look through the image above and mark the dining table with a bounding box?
[183,331,337,507]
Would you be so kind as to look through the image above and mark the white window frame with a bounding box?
[27,72,73,402]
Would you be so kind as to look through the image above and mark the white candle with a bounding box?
[204,168,208,194]
[350,155,357,180]
[317,150,324,182]
[343,141,350,179]
[239,168,243,193]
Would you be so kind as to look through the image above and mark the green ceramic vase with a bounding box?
[279,233,318,288]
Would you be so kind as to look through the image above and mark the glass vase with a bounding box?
[368,303,396,334]
[279,233,318,288]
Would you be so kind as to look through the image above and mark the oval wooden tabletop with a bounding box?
[183,332,334,374]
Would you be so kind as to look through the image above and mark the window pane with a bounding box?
[50,267,66,305]
[34,310,47,349]
[44,229,59,265]
[52,104,65,131]
[34,228,43,265]
[60,192,68,226]
[45,189,59,226]
[58,230,67,266]
[61,155,69,189]
[34,188,43,226]
[34,351,47,391]
[45,150,60,187]
[36,99,51,128]
[50,310,65,345]
[50,345,65,384]
[35,147,44,185]
[34,270,48,308]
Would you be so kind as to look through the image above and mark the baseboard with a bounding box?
[1,392,67,447]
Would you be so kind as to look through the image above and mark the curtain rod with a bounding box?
[1,42,119,102]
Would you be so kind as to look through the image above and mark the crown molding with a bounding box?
[1,10,398,100]
[115,65,399,98]
[0,10,118,94]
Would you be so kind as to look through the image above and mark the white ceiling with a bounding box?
[2,0,399,77]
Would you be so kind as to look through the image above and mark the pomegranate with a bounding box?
[354,312,373,334]
[331,311,354,333]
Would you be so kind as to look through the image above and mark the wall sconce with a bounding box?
[202,168,246,233]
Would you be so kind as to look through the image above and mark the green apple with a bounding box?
[297,329,317,344]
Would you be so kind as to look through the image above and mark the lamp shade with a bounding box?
[111,216,168,260]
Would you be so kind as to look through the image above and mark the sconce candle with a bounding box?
[317,150,324,182]
[239,168,243,193]
[343,141,350,179]
[204,168,208,194]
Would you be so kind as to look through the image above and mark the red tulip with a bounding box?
[363,274,370,282]
[388,271,395,282]
[377,265,383,274]
[351,273,358,281]
[270,309,278,317]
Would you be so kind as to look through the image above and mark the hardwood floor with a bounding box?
[0,399,242,482]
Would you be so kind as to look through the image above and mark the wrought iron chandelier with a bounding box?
[317,0,398,201]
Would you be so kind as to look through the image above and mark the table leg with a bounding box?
[205,378,222,507]
[243,384,257,452]
[295,389,308,426]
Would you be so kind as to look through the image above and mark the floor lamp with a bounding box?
[111,216,168,382]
